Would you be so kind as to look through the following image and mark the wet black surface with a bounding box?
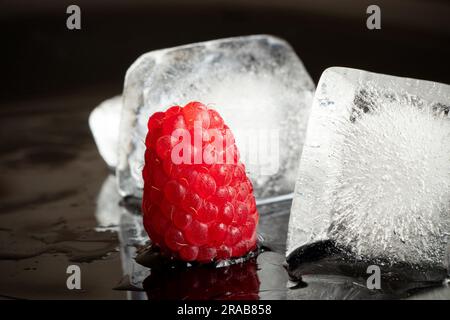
[0,91,126,299]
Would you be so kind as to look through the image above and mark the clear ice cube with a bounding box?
[94,175,123,230]
[287,67,450,268]
[89,96,122,169]
[117,35,315,200]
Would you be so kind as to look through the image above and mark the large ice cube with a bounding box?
[287,67,450,268]
[117,35,314,199]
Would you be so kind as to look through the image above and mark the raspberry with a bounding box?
[142,101,259,263]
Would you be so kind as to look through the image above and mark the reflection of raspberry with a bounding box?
[142,102,259,263]
[144,258,260,300]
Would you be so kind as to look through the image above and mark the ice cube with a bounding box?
[287,67,450,268]
[116,209,150,294]
[89,96,122,169]
[94,175,123,230]
[117,35,314,199]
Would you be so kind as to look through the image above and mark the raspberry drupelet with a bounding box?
[142,101,259,263]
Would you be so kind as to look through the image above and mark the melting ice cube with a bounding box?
[89,96,122,169]
[117,35,315,200]
[287,67,450,268]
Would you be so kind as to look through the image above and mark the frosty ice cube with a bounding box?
[287,67,450,268]
[117,35,315,200]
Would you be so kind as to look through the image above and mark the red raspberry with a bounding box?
[142,101,259,263]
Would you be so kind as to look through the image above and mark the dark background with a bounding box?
[1,0,449,103]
